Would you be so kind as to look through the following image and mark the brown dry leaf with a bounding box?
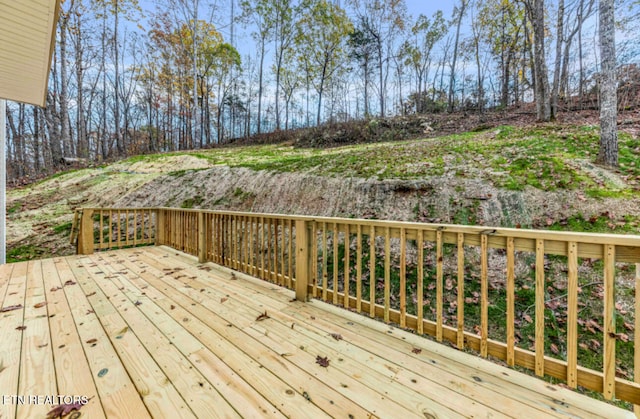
[34,302,47,309]
[315,355,330,368]
[64,280,76,286]
[46,400,87,419]
[50,287,62,292]
[550,343,559,354]
[1,304,23,312]
[411,348,422,354]
[86,338,98,344]
[329,333,342,341]
[15,326,26,331]
[522,314,533,324]
[134,301,142,306]
[256,311,270,321]
[170,305,176,310]
[86,292,96,297]
[623,322,634,331]
[220,297,228,304]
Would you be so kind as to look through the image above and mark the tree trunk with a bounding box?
[448,0,467,113]
[530,0,551,121]
[59,13,72,157]
[257,38,265,134]
[597,0,618,167]
[551,0,564,118]
[74,12,87,158]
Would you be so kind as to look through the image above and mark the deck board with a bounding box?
[0,246,634,419]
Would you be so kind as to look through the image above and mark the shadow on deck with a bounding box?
[0,246,632,418]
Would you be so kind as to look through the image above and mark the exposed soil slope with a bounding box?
[7,120,640,262]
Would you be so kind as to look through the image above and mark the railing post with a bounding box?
[77,209,94,255]
[295,219,311,302]
[198,211,207,263]
[155,209,164,246]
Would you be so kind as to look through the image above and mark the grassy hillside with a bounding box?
[7,122,640,263]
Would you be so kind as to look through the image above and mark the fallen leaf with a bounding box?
[134,301,142,306]
[64,280,76,286]
[15,326,26,331]
[220,298,228,303]
[411,348,422,354]
[256,311,270,321]
[86,338,97,344]
[523,314,533,324]
[316,355,330,367]
[50,287,62,292]
[1,304,23,312]
[34,302,47,309]
[550,343,559,354]
[86,292,96,297]
[329,333,343,341]
[170,305,176,310]
[46,400,87,419]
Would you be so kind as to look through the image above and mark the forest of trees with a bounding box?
[4,0,640,180]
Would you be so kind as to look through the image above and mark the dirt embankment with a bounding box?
[8,151,640,262]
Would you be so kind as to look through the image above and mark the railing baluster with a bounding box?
[535,238,545,376]
[274,219,280,285]
[311,222,318,296]
[457,232,465,349]
[288,219,294,289]
[117,209,121,245]
[417,230,424,334]
[356,224,362,312]
[481,233,489,357]
[109,209,113,247]
[99,210,104,249]
[400,228,407,328]
[384,226,390,324]
[507,237,515,366]
[369,225,376,318]
[603,244,616,400]
[344,224,350,309]
[133,210,138,246]
[281,219,286,286]
[436,230,444,342]
[333,222,339,305]
[267,219,273,281]
[260,216,265,280]
[322,222,328,301]
[567,241,578,387]
[635,263,640,417]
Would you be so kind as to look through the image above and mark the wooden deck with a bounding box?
[0,247,633,418]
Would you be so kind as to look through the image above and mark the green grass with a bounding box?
[111,125,640,195]
[7,245,43,263]
[181,195,204,209]
[53,221,73,235]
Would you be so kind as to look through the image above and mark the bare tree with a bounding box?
[597,0,618,167]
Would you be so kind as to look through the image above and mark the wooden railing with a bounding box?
[75,207,640,411]
[73,208,156,254]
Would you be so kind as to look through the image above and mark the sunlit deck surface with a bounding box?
[0,246,633,418]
